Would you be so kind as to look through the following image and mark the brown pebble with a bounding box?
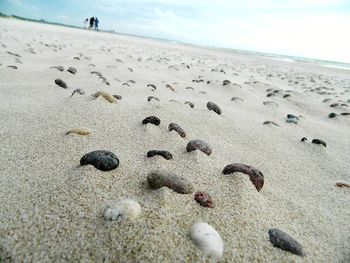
[142,116,160,126]
[222,163,264,191]
[168,123,186,138]
[336,182,350,188]
[55,78,67,89]
[207,101,222,115]
[186,139,212,156]
[147,170,194,194]
[194,191,214,208]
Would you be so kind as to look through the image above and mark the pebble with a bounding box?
[147,96,159,102]
[142,116,160,126]
[266,93,275,97]
[55,78,67,89]
[185,101,194,108]
[263,101,278,107]
[223,80,231,86]
[80,150,119,171]
[113,95,122,100]
[7,65,18,69]
[65,128,91,135]
[104,199,141,221]
[328,112,338,118]
[190,222,224,260]
[207,101,222,115]
[268,228,305,257]
[147,150,173,160]
[147,84,157,90]
[166,84,175,91]
[340,112,350,116]
[194,191,214,208]
[92,91,116,103]
[301,137,308,142]
[70,88,85,97]
[286,114,299,124]
[147,170,194,194]
[263,121,279,127]
[283,94,291,98]
[186,139,212,156]
[231,97,244,102]
[50,65,64,71]
[312,139,326,147]
[67,67,77,74]
[168,123,186,138]
[336,182,350,188]
[222,163,264,191]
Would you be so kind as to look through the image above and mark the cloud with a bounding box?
[58,14,68,20]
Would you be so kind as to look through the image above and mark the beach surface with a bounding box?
[0,18,349,262]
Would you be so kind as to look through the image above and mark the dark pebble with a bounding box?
[67,67,77,74]
[147,84,157,89]
[168,123,186,138]
[283,94,291,98]
[147,96,159,102]
[80,150,119,171]
[142,116,160,126]
[7,65,17,69]
[287,114,299,120]
[207,101,222,115]
[266,93,275,97]
[231,97,244,102]
[301,137,308,142]
[340,112,350,116]
[336,182,350,188]
[222,163,264,191]
[185,101,194,108]
[194,191,214,208]
[268,228,305,257]
[186,139,212,156]
[223,80,231,86]
[147,150,173,160]
[312,139,326,147]
[55,78,67,89]
[113,95,122,100]
[147,170,194,194]
[50,65,64,71]
[328,112,338,118]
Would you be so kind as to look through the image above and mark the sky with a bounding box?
[1,0,350,63]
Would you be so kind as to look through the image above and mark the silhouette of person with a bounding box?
[89,17,94,29]
[94,17,99,31]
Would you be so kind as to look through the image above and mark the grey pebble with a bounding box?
[147,150,173,160]
[67,67,77,74]
[269,228,305,257]
[80,150,119,171]
[168,123,186,138]
[207,101,222,115]
[55,78,67,89]
[147,170,194,194]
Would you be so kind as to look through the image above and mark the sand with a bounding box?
[0,17,349,262]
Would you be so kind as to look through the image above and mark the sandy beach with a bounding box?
[0,17,349,262]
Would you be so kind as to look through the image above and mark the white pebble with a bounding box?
[104,199,141,221]
[190,222,224,260]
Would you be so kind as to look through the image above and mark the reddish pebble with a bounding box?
[194,191,214,208]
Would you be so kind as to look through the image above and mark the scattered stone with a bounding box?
[80,150,119,171]
[286,118,298,124]
[142,116,160,126]
[301,137,308,142]
[113,95,122,100]
[73,56,80,60]
[336,182,350,188]
[283,94,291,98]
[263,121,279,127]
[207,101,221,115]
[194,191,214,208]
[263,101,278,107]
[65,128,91,135]
[186,139,212,156]
[268,228,305,257]
[55,78,67,89]
[70,88,85,97]
[147,84,157,90]
[147,96,159,102]
[92,91,116,103]
[340,112,350,116]
[67,67,77,74]
[190,222,224,260]
[286,114,299,124]
[223,80,231,86]
[104,199,141,221]
[222,163,264,191]
[322,98,332,103]
[168,123,186,138]
[231,97,244,102]
[185,101,194,108]
[287,114,299,120]
[128,67,133,72]
[312,139,326,147]
[166,84,175,91]
[7,65,17,69]
[147,150,173,160]
[328,112,338,118]
[267,93,275,97]
[186,87,194,90]
[90,71,103,77]
[330,103,339,107]
[147,170,194,194]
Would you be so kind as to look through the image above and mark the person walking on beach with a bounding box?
[89,17,94,29]
[83,18,88,29]
[94,17,99,31]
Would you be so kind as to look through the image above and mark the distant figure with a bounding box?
[83,18,88,29]
[94,17,99,31]
[89,17,94,29]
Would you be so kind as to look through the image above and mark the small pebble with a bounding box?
[50,65,64,71]
[147,170,194,194]
[7,65,17,69]
[185,101,194,108]
[104,199,141,221]
[92,91,116,103]
[231,97,243,102]
[113,95,122,100]
[336,182,350,188]
[268,228,305,257]
[266,93,275,97]
[142,116,160,126]
[194,191,214,208]
[55,78,67,89]
[223,80,231,86]
[301,137,307,142]
[283,94,291,98]
[186,139,212,156]
[80,150,119,171]
[287,114,299,120]
[263,121,279,127]
[340,112,350,116]
[207,101,222,115]
[65,128,91,135]
[147,84,157,90]
[328,112,338,118]
[190,222,224,260]
[222,163,264,191]
[147,150,173,160]
[67,67,77,74]
[168,123,186,138]
[70,88,85,97]
[263,101,278,107]
[147,96,159,102]
[312,139,326,147]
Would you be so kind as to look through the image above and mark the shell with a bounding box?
[104,199,141,221]
[190,222,224,260]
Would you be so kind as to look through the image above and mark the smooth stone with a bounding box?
[186,139,212,156]
[67,67,77,74]
[194,191,214,208]
[55,78,67,89]
[269,228,305,257]
[207,101,222,115]
[142,116,161,126]
[80,150,119,171]
[147,170,194,194]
